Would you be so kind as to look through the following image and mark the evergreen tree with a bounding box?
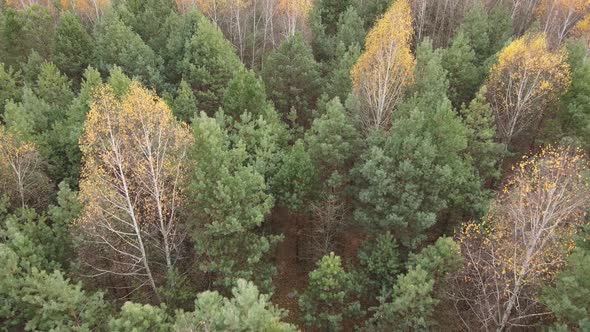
[272,140,317,211]
[356,232,401,297]
[355,40,481,248]
[223,69,272,120]
[34,62,75,112]
[542,248,590,330]
[109,302,173,332]
[0,5,54,68]
[0,245,110,331]
[298,253,361,331]
[442,31,482,108]
[365,237,462,331]
[305,97,359,195]
[174,279,296,331]
[94,11,163,89]
[262,34,322,127]
[171,79,198,123]
[187,113,281,291]
[0,63,21,115]
[543,40,590,148]
[53,12,94,82]
[460,87,505,185]
[179,11,242,114]
[115,0,176,52]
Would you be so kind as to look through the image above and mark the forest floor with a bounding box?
[270,207,366,331]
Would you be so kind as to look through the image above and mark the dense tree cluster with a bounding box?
[1,0,589,330]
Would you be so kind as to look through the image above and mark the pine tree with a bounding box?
[53,12,94,82]
[262,34,322,127]
[187,112,281,291]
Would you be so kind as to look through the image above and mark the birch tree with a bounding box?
[351,0,415,131]
[451,146,590,330]
[77,82,191,299]
[537,0,590,47]
[486,33,571,144]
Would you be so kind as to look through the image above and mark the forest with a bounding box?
[0,0,589,330]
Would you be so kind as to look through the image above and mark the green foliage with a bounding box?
[542,248,590,330]
[0,63,21,114]
[115,0,175,52]
[94,11,163,89]
[324,44,360,102]
[457,4,512,66]
[223,69,272,120]
[305,97,359,194]
[179,12,242,114]
[406,237,462,278]
[0,244,109,331]
[460,87,505,184]
[171,79,198,123]
[43,67,102,183]
[298,253,361,331]
[356,232,401,297]
[109,302,173,332]
[0,5,54,68]
[367,266,436,331]
[187,113,280,291]
[542,40,590,149]
[442,31,482,108]
[365,237,461,331]
[223,109,288,183]
[262,34,322,127]
[53,12,94,82]
[3,87,52,140]
[272,140,317,211]
[355,41,481,248]
[34,62,75,111]
[107,65,132,96]
[174,279,296,331]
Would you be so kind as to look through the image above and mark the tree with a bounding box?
[355,41,480,248]
[542,40,590,148]
[0,5,54,68]
[261,33,322,127]
[272,140,317,211]
[452,146,590,330]
[537,0,590,47]
[542,248,590,330]
[460,87,506,184]
[351,0,415,131]
[53,12,94,82]
[298,253,361,331]
[356,232,401,297]
[94,12,163,89]
[187,112,281,291]
[174,279,297,331]
[179,10,243,114]
[109,302,173,332]
[0,126,51,210]
[409,0,474,48]
[43,66,103,184]
[34,62,75,112]
[171,79,198,123]
[442,31,482,108]
[0,63,21,115]
[278,0,313,36]
[222,69,273,120]
[364,237,462,331]
[77,82,191,299]
[0,245,110,331]
[486,33,571,144]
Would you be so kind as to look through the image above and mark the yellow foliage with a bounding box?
[77,82,191,284]
[351,0,415,131]
[487,33,571,143]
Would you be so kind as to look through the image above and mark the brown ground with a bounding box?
[269,207,366,331]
